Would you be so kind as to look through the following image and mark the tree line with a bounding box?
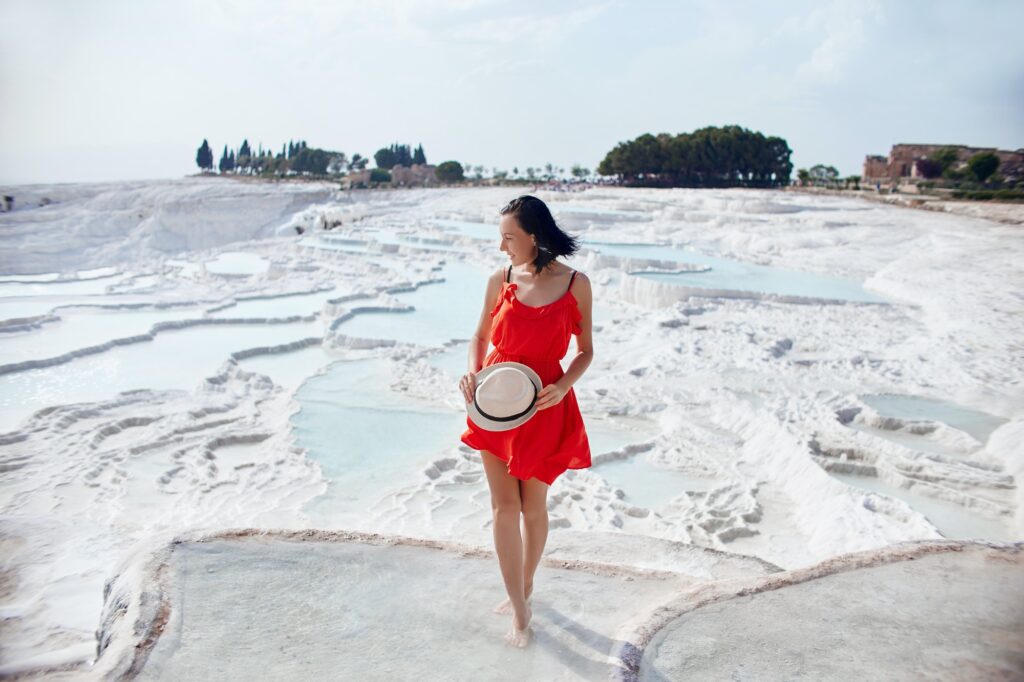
[195,138,369,177]
[596,125,793,188]
[194,137,599,186]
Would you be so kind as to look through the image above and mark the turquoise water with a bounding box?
[204,252,268,275]
[596,243,887,303]
[0,271,129,298]
[1,306,207,363]
[294,352,663,526]
[593,456,719,509]
[860,393,1007,444]
[0,318,322,432]
[418,222,886,303]
[337,260,490,347]
[431,219,495,240]
[295,357,458,526]
[237,345,337,391]
[207,287,340,319]
[832,472,1015,542]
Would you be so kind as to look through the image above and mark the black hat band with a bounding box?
[474,381,539,422]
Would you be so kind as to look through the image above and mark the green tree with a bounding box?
[237,139,252,170]
[218,145,230,173]
[797,169,810,186]
[291,147,337,175]
[350,153,368,170]
[374,146,398,169]
[413,144,427,165]
[196,139,213,171]
[967,152,999,183]
[809,164,839,186]
[596,126,790,188]
[435,161,464,183]
[370,168,391,183]
[929,147,959,173]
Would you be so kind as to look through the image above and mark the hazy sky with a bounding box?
[2,0,1022,184]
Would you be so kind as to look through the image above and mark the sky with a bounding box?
[1,0,1022,185]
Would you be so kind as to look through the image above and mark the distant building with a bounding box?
[341,163,439,189]
[863,144,1024,184]
[390,163,438,187]
[341,169,371,189]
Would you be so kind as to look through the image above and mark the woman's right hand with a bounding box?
[459,371,478,404]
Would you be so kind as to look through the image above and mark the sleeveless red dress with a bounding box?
[460,264,592,485]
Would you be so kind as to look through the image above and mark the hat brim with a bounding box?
[466,361,543,432]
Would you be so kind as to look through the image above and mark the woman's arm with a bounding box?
[555,272,593,391]
[467,267,504,373]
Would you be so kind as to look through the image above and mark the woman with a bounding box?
[459,195,594,648]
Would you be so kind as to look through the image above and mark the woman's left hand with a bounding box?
[535,382,568,410]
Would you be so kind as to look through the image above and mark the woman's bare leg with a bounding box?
[480,450,532,646]
[492,477,548,614]
[519,476,550,599]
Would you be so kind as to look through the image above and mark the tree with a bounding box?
[218,145,230,173]
[929,147,959,173]
[413,144,427,165]
[435,161,464,183]
[809,164,839,186]
[374,146,398,169]
[290,147,338,175]
[596,126,790,188]
[370,168,391,183]
[196,139,213,172]
[797,169,810,186]
[350,153,368,170]
[967,152,999,183]
[571,164,590,179]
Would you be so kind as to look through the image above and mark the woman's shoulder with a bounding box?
[567,266,589,284]
[489,265,509,288]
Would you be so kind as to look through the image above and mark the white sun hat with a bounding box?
[466,361,543,431]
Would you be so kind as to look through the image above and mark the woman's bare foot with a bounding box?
[504,602,533,648]
[493,583,532,615]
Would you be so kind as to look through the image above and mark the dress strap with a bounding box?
[566,270,577,293]
[506,265,512,283]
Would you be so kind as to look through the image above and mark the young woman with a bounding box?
[459,195,594,647]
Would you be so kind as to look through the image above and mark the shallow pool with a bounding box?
[295,357,457,528]
[0,318,322,432]
[207,288,340,319]
[832,471,1015,543]
[593,455,719,509]
[205,252,269,275]
[859,393,1007,444]
[595,242,887,303]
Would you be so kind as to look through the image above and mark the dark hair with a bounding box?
[499,195,580,275]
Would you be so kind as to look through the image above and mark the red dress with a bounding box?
[460,264,592,485]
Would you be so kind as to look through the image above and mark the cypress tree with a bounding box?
[196,139,213,171]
